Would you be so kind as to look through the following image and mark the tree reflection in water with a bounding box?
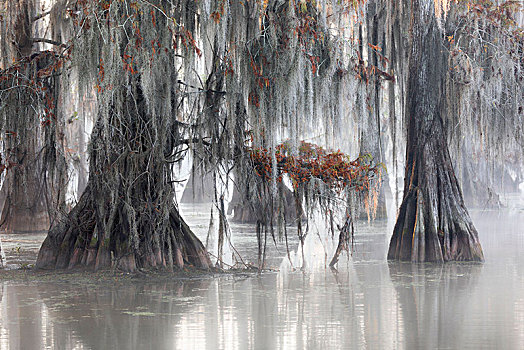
[388,262,482,349]
[1,210,523,349]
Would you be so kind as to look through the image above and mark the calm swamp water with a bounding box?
[0,199,523,349]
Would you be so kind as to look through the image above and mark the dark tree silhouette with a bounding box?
[387,0,484,262]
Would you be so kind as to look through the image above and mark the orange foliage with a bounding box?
[248,141,380,193]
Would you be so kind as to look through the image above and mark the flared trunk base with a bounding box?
[36,184,211,272]
[388,139,484,262]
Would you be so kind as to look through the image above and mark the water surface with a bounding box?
[0,203,523,349]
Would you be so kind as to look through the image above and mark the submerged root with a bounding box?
[329,214,354,268]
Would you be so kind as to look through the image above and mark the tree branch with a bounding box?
[175,137,211,147]
[32,10,52,22]
[177,80,226,95]
[31,38,63,47]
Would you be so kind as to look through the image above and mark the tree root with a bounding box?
[36,184,211,272]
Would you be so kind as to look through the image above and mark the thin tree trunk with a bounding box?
[0,235,4,267]
[387,0,483,262]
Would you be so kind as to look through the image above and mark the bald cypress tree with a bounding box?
[387,0,484,262]
[2,0,519,270]
[31,0,377,271]
[0,0,51,234]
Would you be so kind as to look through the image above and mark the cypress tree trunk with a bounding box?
[36,86,211,272]
[31,0,213,272]
[358,0,389,220]
[387,0,483,262]
[0,144,49,233]
[0,0,50,234]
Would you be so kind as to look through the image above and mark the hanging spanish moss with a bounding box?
[32,0,383,271]
[445,1,523,207]
[37,1,214,271]
[0,0,521,270]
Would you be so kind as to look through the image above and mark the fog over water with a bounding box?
[0,195,523,349]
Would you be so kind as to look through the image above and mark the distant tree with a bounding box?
[0,0,56,234]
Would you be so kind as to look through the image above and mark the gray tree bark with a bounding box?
[36,84,212,272]
[387,0,484,262]
[0,0,51,234]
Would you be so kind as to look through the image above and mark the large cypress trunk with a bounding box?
[33,0,213,272]
[36,85,211,272]
[387,0,483,262]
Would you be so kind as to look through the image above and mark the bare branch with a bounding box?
[31,38,63,47]
[175,137,212,147]
[32,10,52,22]
[177,80,226,95]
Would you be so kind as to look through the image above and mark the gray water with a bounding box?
[0,202,523,349]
